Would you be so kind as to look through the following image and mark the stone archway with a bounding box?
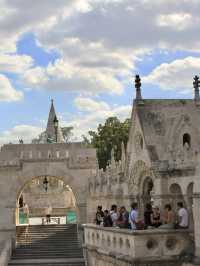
[15,175,79,226]
[0,161,91,243]
[169,183,184,212]
[138,176,154,215]
[142,177,154,204]
[128,160,154,215]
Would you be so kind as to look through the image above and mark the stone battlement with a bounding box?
[0,143,97,169]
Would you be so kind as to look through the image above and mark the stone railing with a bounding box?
[0,239,12,266]
[83,224,193,263]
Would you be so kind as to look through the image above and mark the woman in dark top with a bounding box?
[95,206,104,225]
[144,203,153,229]
[103,210,113,227]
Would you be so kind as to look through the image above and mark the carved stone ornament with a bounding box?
[166,238,177,250]
[129,160,152,193]
[134,132,143,153]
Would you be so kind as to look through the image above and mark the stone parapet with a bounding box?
[84,224,193,262]
[0,143,97,169]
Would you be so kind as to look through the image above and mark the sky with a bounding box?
[0,0,200,144]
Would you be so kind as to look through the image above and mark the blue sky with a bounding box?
[0,0,200,143]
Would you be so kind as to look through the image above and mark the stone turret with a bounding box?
[46,99,65,143]
[110,148,116,169]
[121,142,126,172]
[193,75,200,101]
[46,99,57,138]
[135,74,142,100]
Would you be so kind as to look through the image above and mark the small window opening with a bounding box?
[140,137,143,149]
[183,133,191,149]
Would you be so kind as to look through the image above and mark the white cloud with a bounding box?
[74,97,110,112]
[1,0,200,96]
[23,57,125,95]
[0,54,33,73]
[143,56,200,93]
[157,13,193,31]
[61,97,132,140]
[1,0,200,99]
[0,124,43,145]
[0,74,23,102]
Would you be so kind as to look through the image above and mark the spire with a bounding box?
[46,99,65,143]
[193,75,200,101]
[46,99,57,138]
[135,74,142,100]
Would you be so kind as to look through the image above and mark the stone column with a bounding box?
[193,192,200,258]
[0,204,16,251]
[152,175,168,208]
[77,203,87,224]
[193,155,200,260]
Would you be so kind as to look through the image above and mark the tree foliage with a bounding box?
[86,117,131,169]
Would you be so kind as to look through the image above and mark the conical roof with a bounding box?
[46,99,64,143]
[46,99,57,138]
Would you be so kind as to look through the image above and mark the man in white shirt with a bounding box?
[177,202,189,229]
[129,202,138,230]
[110,204,118,227]
[45,205,52,224]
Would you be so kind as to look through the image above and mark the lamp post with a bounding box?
[43,176,49,192]
[53,115,59,143]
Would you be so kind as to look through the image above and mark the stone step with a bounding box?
[9,225,85,266]
[8,258,85,266]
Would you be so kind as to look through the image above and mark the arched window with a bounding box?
[140,137,143,149]
[183,133,191,148]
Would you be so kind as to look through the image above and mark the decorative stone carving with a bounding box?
[166,238,177,250]
[128,160,152,194]
[146,112,165,136]
[134,132,143,154]
[146,239,158,250]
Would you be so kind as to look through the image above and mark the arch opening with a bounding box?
[16,176,79,226]
[139,177,154,213]
[169,183,184,212]
[183,133,191,148]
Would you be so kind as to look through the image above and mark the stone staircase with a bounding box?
[8,224,85,266]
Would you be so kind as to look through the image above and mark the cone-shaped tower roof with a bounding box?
[46,99,64,143]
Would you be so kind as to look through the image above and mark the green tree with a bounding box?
[86,117,130,169]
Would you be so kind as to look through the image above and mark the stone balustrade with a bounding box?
[84,224,193,263]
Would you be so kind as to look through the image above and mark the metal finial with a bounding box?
[135,74,142,100]
[193,75,199,88]
[135,75,141,88]
[193,75,200,101]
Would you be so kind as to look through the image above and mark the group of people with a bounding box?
[95,202,189,230]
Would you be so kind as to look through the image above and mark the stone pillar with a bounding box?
[193,192,200,258]
[77,203,87,224]
[193,154,200,260]
[152,175,168,208]
[0,204,16,252]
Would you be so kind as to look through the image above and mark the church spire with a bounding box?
[46,99,64,143]
[135,74,142,100]
[46,99,57,138]
[193,75,200,101]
